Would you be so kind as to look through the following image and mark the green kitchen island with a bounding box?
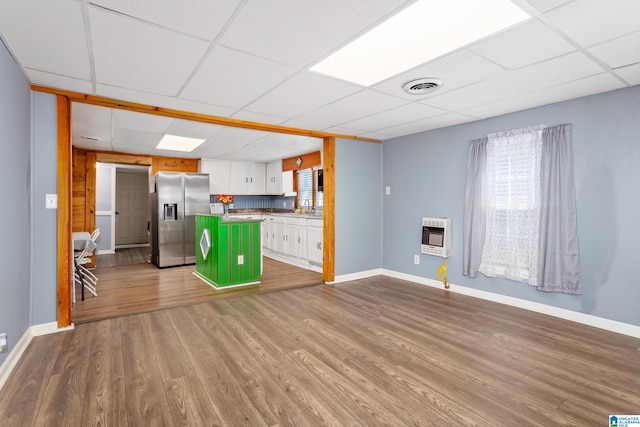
[194,215,262,289]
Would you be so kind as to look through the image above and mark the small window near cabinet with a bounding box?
[296,168,323,208]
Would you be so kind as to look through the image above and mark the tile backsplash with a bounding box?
[209,195,296,210]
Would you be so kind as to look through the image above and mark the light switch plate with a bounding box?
[45,194,57,209]
[385,186,391,195]
[238,255,244,265]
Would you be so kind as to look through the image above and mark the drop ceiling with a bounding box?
[0,0,638,162]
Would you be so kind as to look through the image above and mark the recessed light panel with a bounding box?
[310,0,530,86]
[156,134,206,152]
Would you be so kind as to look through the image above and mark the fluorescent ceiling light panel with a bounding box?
[156,134,206,152]
[310,0,530,86]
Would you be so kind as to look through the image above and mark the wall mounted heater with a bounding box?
[421,217,451,258]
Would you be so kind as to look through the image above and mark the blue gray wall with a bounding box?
[335,138,383,276]
[30,92,58,324]
[383,85,640,327]
[0,39,32,364]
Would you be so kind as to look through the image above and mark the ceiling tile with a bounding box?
[522,0,572,13]
[280,119,332,132]
[379,112,480,138]
[96,84,237,118]
[470,19,575,70]
[112,109,173,133]
[89,6,210,95]
[218,0,412,67]
[613,62,640,85]
[297,89,409,126]
[163,119,224,140]
[0,0,90,79]
[204,126,271,152]
[460,73,626,118]
[588,31,640,69]
[73,140,114,152]
[342,103,448,132]
[423,52,605,111]
[245,71,362,118]
[89,0,241,41]
[544,0,640,47]
[72,103,113,142]
[322,125,372,137]
[231,110,288,126]
[26,69,93,94]
[372,50,506,100]
[112,128,162,154]
[180,46,296,109]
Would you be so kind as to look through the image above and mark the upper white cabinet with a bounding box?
[231,161,266,195]
[199,159,231,194]
[282,170,294,195]
[266,161,282,195]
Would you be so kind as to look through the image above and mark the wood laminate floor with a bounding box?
[2,276,639,426]
[73,255,323,324]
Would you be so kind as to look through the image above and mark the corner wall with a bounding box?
[0,39,32,364]
[335,138,383,276]
[382,85,640,327]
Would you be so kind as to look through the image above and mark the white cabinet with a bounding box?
[262,215,276,251]
[274,217,287,253]
[282,170,294,195]
[231,161,266,195]
[266,161,282,195]
[307,218,323,265]
[199,159,231,194]
[263,214,322,270]
[286,217,307,259]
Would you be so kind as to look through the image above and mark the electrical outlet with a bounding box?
[414,255,420,265]
[0,333,7,353]
[238,255,244,265]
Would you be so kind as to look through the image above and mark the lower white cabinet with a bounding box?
[307,219,323,264]
[262,214,322,270]
[285,217,306,259]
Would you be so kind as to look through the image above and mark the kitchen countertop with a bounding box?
[229,210,322,219]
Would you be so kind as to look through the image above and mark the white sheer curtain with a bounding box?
[479,126,543,285]
[463,124,581,294]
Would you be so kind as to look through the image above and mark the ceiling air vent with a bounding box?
[402,78,443,95]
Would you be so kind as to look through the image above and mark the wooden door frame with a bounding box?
[51,90,371,326]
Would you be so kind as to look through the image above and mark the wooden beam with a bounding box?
[95,151,152,165]
[32,85,383,143]
[322,137,335,283]
[282,151,322,171]
[57,95,72,327]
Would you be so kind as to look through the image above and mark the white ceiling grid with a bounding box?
[0,0,637,162]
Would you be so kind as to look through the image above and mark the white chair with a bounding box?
[73,228,100,301]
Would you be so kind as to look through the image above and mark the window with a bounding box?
[463,124,580,294]
[479,126,543,284]
[296,168,323,209]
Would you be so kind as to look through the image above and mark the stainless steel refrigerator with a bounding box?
[151,172,210,267]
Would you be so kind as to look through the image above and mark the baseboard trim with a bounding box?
[0,322,74,391]
[330,268,383,284]
[263,250,312,270]
[381,269,640,339]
